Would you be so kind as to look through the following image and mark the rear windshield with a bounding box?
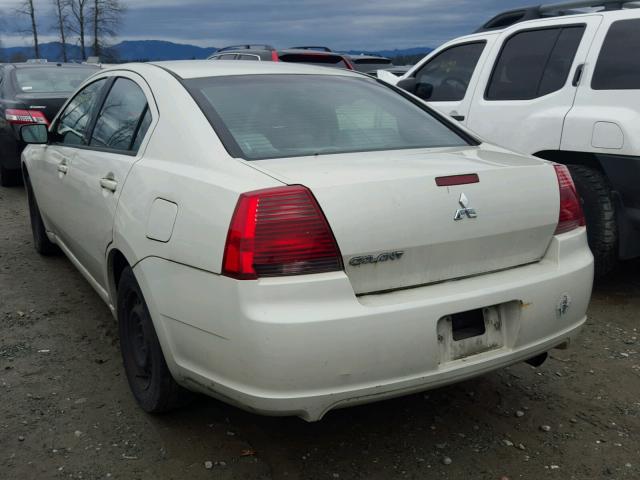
[185,74,469,160]
[353,58,392,65]
[14,67,97,93]
[278,53,350,69]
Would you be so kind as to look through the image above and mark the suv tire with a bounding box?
[567,165,617,277]
[117,267,192,413]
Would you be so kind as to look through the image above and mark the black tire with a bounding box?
[117,267,192,413]
[567,165,617,277]
[25,177,59,256]
[0,164,21,187]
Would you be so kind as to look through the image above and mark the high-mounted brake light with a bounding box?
[554,164,585,235]
[222,185,343,280]
[5,109,49,126]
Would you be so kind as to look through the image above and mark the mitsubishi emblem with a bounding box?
[454,193,478,221]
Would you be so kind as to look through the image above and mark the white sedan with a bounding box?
[20,61,593,421]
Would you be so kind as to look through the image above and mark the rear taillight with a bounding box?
[554,164,585,235]
[222,185,343,280]
[5,109,49,126]
[271,50,279,62]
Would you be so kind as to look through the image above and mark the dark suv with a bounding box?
[208,45,354,70]
[0,62,99,186]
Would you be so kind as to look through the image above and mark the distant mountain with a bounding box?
[0,40,218,63]
[112,40,216,61]
[0,40,431,63]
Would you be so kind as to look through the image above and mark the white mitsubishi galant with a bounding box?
[20,61,594,421]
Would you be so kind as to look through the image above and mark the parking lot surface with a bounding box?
[1,186,639,480]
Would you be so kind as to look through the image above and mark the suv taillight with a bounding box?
[222,185,343,280]
[271,50,279,62]
[554,164,585,235]
[5,109,49,126]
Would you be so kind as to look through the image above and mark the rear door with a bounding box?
[408,39,492,123]
[466,16,602,156]
[58,73,155,288]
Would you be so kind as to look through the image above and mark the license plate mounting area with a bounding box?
[437,304,507,363]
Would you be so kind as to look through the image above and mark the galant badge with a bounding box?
[454,193,477,221]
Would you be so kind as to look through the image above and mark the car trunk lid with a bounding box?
[250,146,559,294]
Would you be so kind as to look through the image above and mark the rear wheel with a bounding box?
[117,267,192,413]
[0,164,21,187]
[567,165,617,277]
[25,177,59,255]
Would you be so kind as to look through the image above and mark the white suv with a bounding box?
[384,0,640,277]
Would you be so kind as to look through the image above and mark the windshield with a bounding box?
[14,67,98,94]
[186,74,469,160]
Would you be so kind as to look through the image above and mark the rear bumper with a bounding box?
[133,228,593,421]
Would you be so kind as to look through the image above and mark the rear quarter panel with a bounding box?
[112,67,282,291]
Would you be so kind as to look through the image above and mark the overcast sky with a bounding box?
[0,0,534,50]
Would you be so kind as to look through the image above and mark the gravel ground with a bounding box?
[1,185,639,480]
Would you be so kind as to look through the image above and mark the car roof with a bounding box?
[150,60,360,79]
[278,48,347,56]
[4,62,100,70]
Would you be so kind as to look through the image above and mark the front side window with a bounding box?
[414,42,486,101]
[90,78,149,152]
[592,19,640,90]
[486,26,585,100]
[55,79,107,146]
[186,75,470,160]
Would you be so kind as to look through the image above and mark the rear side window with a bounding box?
[185,75,469,160]
[55,79,107,146]
[414,42,486,101]
[238,54,259,61]
[592,19,640,90]
[486,26,585,100]
[90,78,149,152]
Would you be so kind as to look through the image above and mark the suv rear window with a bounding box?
[278,53,350,69]
[592,19,640,90]
[185,75,470,160]
[486,26,585,100]
[14,67,97,93]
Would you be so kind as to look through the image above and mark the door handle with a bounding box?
[99,178,118,192]
[57,158,69,175]
[572,63,585,87]
[450,115,465,121]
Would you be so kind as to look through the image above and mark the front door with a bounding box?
[410,40,490,123]
[33,78,108,245]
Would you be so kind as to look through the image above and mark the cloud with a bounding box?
[0,0,535,50]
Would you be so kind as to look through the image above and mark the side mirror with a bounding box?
[415,83,434,100]
[397,77,417,94]
[20,124,49,144]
